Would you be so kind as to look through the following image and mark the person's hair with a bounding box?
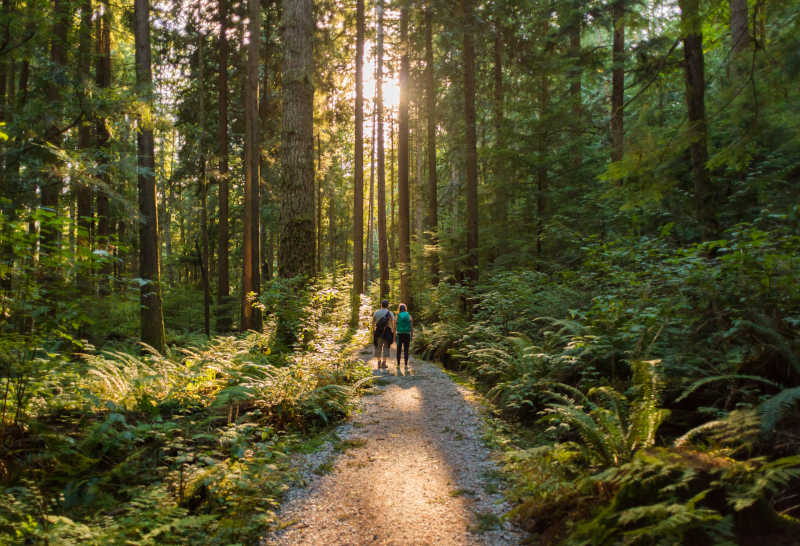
[381,299,389,308]
[398,303,407,313]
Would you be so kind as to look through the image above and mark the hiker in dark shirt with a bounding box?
[372,299,394,370]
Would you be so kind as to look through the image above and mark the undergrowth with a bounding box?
[0,276,372,544]
[413,212,800,544]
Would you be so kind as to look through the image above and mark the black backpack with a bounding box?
[374,311,392,341]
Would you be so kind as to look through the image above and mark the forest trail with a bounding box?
[263,344,521,545]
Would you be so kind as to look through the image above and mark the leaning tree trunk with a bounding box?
[462,0,479,287]
[397,2,411,307]
[351,0,365,326]
[679,0,717,240]
[134,0,166,352]
[279,0,315,278]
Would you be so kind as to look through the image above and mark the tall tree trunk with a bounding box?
[216,0,232,330]
[242,0,262,331]
[199,35,210,337]
[389,118,396,268]
[351,0,365,325]
[537,17,551,264]
[610,0,624,163]
[730,0,750,54]
[134,0,166,352]
[366,99,376,289]
[462,0,479,287]
[316,133,322,276]
[568,1,582,193]
[76,0,93,292]
[279,0,315,278]
[424,2,438,284]
[328,177,335,274]
[95,0,112,295]
[376,0,389,300]
[42,0,69,251]
[398,2,411,306]
[491,16,505,262]
[679,0,717,240]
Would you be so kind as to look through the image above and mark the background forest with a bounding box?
[1,0,799,542]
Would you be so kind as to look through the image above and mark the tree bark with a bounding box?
[134,0,166,352]
[389,118,396,268]
[279,0,315,279]
[317,133,322,276]
[730,0,750,54]
[491,16,505,263]
[216,0,232,330]
[679,0,718,240]
[95,0,112,295]
[424,2,438,284]
[241,0,262,331]
[198,35,211,337]
[351,0,365,326]
[41,0,69,250]
[366,97,375,289]
[76,0,93,292]
[398,2,411,306]
[610,0,624,163]
[462,0,479,286]
[376,0,389,300]
[568,3,583,188]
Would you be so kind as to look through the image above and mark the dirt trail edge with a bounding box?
[263,344,523,545]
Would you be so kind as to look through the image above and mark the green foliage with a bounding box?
[0,280,372,544]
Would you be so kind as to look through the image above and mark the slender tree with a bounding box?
[76,0,93,292]
[397,1,411,306]
[376,0,389,299]
[95,0,112,295]
[424,1,438,284]
[610,0,624,162]
[462,0,479,286]
[679,0,717,239]
[198,35,210,336]
[241,0,262,330]
[491,13,505,263]
[730,0,750,54]
[351,0,365,325]
[134,0,166,352]
[279,0,315,278]
[389,118,396,268]
[366,94,376,288]
[216,0,232,330]
[41,0,69,249]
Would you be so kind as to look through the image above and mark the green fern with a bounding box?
[759,386,800,435]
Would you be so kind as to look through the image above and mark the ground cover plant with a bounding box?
[0,278,372,544]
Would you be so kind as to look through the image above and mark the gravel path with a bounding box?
[263,344,522,546]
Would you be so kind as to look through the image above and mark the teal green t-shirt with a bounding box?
[396,311,412,334]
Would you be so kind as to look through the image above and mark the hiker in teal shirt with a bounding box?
[394,303,413,372]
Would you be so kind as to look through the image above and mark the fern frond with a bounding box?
[759,386,800,434]
[676,374,779,403]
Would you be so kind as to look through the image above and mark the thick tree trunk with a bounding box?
[610,0,624,163]
[134,0,166,352]
[424,3,438,285]
[376,0,389,300]
[351,0,365,326]
[679,0,717,240]
[279,0,315,279]
[317,133,322,276]
[216,0,232,330]
[41,0,69,250]
[241,0,262,331]
[462,0,479,286]
[398,3,411,306]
